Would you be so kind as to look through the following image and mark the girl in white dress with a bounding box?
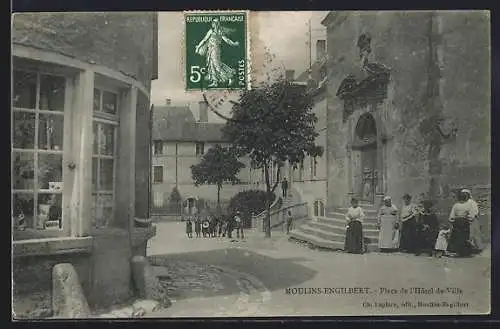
[434,223,451,258]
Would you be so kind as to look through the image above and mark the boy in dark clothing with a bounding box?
[186,219,193,238]
[281,178,289,198]
[194,217,201,238]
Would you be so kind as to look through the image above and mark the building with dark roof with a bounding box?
[151,99,262,217]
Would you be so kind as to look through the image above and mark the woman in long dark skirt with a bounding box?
[447,191,473,257]
[344,198,365,254]
[399,194,418,253]
[414,200,439,256]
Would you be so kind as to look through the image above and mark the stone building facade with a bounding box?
[322,11,490,231]
[151,100,262,217]
[286,42,329,217]
[12,12,158,313]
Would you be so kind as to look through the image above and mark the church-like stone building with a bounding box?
[321,11,490,236]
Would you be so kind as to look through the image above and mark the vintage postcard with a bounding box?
[11,10,491,319]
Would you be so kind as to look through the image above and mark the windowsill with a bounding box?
[13,228,67,241]
[12,225,157,258]
[12,235,93,258]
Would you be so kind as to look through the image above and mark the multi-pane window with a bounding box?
[195,142,205,156]
[92,88,119,228]
[153,140,163,156]
[12,70,66,232]
[153,166,163,183]
[311,157,317,179]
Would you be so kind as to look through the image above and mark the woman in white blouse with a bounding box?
[462,189,484,253]
[344,198,365,254]
[447,190,474,257]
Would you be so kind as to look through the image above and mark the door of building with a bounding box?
[360,145,377,204]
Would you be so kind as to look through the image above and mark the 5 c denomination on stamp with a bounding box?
[184,11,249,91]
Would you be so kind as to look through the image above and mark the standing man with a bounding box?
[234,211,244,239]
[281,178,289,199]
[286,210,294,234]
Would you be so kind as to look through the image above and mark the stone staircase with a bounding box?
[289,202,380,252]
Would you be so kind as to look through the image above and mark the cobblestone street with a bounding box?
[146,221,491,317]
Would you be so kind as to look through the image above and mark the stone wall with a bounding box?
[12,12,158,88]
[324,11,490,219]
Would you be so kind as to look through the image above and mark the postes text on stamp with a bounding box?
[184,11,248,91]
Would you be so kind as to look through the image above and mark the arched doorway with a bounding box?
[353,113,379,204]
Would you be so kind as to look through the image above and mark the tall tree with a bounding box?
[222,79,323,237]
[191,145,245,212]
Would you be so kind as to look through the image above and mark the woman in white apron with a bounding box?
[462,189,484,253]
[377,196,400,251]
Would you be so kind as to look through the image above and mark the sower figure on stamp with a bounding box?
[195,18,239,88]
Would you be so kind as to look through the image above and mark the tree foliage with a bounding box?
[190,144,245,207]
[222,78,323,237]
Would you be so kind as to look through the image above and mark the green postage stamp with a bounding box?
[184,11,249,91]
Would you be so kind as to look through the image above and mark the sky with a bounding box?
[151,11,328,122]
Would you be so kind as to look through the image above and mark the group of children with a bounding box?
[185,211,245,240]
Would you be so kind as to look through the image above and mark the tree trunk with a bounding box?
[217,184,222,215]
[264,162,272,238]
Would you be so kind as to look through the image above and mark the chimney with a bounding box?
[165,98,172,106]
[316,40,326,60]
[285,69,295,81]
[198,100,208,122]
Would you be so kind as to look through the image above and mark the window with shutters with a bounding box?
[153,166,164,183]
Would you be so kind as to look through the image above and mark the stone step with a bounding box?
[297,225,379,243]
[289,230,344,250]
[325,212,379,224]
[335,207,379,215]
[306,221,379,238]
[316,216,379,230]
[289,230,378,252]
[296,225,345,242]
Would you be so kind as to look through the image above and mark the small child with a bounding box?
[434,223,451,258]
[186,219,193,238]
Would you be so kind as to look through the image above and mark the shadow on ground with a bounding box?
[149,248,317,300]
